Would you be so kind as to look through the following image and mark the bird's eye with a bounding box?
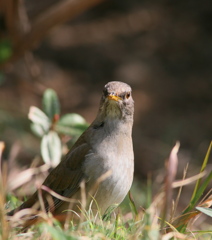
[126,92,131,99]
[103,88,108,96]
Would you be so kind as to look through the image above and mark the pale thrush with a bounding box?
[8,81,134,226]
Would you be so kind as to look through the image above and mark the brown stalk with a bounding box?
[1,0,104,69]
[1,0,19,38]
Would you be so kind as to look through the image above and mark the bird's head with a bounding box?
[99,81,134,121]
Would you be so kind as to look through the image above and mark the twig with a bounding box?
[1,0,19,39]
[1,0,104,69]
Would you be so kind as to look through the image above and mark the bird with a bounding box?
[8,81,134,227]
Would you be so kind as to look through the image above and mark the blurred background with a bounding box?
[0,0,211,197]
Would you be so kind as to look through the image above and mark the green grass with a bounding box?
[1,142,212,240]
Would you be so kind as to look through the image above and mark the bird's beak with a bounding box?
[107,93,122,102]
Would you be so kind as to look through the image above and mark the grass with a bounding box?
[1,142,212,240]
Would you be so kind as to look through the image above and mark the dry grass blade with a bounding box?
[174,170,212,232]
[170,164,189,225]
[172,194,212,232]
[8,164,50,191]
[168,143,212,234]
[9,207,57,229]
[40,185,79,204]
[161,142,180,229]
[171,211,200,230]
[8,208,39,223]
[172,171,206,188]
[162,231,193,240]
[0,142,5,167]
[0,142,10,240]
[197,194,212,208]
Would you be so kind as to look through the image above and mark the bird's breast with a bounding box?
[83,128,134,213]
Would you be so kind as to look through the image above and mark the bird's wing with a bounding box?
[42,141,91,212]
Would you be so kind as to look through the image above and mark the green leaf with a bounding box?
[0,40,12,63]
[191,142,212,203]
[42,89,60,120]
[28,106,50,132]
[30,123,46,137]
[196,207,212,218]
[41,131,62,167]
[55,113,88,136]
[184,172,212,215]
[55,125,87,137]
[57,113,87,126]
[0,72,5,85]
[128,191,138,218]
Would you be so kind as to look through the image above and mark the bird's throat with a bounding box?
[105,102,122,119]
